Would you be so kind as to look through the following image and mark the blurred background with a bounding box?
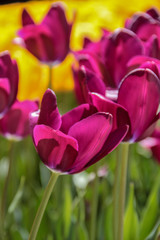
[0,1,160,240]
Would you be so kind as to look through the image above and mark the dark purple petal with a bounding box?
[102,28,143,87]
[89,92,131,132]
[0,100,39,140]
[146,8,160,21]
[144,35,160,58]
[22,9,35,26]
[73,66,106,104]
[83,125,129,169]
[41,3,71,62]
[33,124,78,173]
[60,103,97,134]
[117,69,160,141]
[68,112,113,173]
[38,89,61,130]
[72,66,90,104]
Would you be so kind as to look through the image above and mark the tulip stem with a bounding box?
[28,172,59,240]
[90,167,99,240]
[113,144,122,240]
[0,141,15,239]
[113,142,129,240]
[48,65,53,89]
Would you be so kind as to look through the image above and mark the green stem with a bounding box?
[0,141,15,239]
[28,172,59,240]
[113,144,122,240]
[90,168,99,240]
[48,65,53,89]
[117,143,129,240]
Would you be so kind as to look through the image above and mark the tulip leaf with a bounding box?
[139,179,159,240]
[145,219,160,240]
[77,222,89,240]
[63,183,72,238]
[8,176,25,214]
[124,183,139,240]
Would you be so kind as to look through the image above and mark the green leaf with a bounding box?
[145,219,160,240]
[139,180,159,240]
[8,176,25,214]
[63,183,72,238]
[124,183,139,240]
[77,223,89,240]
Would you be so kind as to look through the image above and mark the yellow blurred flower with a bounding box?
[0,0,159,100]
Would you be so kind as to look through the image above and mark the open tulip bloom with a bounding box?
[30,89,129,174]
[17,3,73,65]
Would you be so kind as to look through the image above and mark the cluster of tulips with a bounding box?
[1,2,160,240]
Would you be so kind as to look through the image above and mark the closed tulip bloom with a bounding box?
[0,100,38,141]
[31,89,128,174]
[17,3,72,65]
[0,51,18,118]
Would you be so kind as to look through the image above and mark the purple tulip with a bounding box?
[17,3,73,65]
[0,51,18,118]
[0,100,39,141]
[125,8,160,59]
[73,28,144,104]
[31,89,128,174]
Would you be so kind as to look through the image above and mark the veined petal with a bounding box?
[33,124,78,173]
[68,112,113,173]
[118,68,160,141]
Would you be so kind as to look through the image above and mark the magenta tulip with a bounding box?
[30,89,128,174]
[0,100,38,140]
[17,3,73,65]
[0,51,18,118]
[125,8,160,59]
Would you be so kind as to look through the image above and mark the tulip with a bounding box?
[73,28,144,97]
[125,8,160,59]
[31,89,128,174]
[0,100,38,141]
[17,3,73,65]
[0,51,18,118]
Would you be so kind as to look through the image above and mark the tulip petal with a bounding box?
[33,124,78,173]
[60,103,97,134]
[0,100,38,140]
[118,69,160,141]
[102,28,143,87]
[84,125,129,169]
[38,89,61,130]
[0,52,18,107]
[68,112,113,173]
[22,9,35,26]
[89,92,131,132]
